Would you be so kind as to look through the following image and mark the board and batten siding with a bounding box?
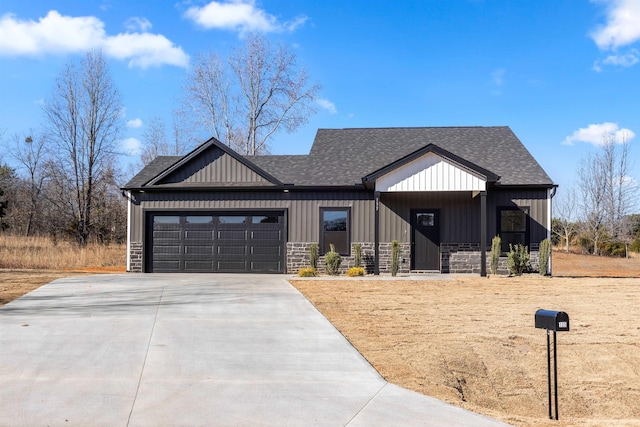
[160,148,272,185]
[376,152,486,192]
[379,189,550,245]
[379,192,481,243]
[487,189,549,243]
[130,190,374,244]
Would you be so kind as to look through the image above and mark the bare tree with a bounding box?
[43,50,123,245]
[7,132,48,236]
[139,116,192,167]
[578,152,607,255]
[601,134,638,244]
[179,33,320,155]
[577,132,638,255]
[553,185,579,252]
[140,117,169,166]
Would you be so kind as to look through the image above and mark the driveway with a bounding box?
[0,274,510,426]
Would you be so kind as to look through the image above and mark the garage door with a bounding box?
[146,211,285,273]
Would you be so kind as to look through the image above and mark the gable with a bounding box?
[375,152,487,192]
[142,138,282,188]
[157,145,273,186]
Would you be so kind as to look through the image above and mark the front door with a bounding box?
[411,210,440,271]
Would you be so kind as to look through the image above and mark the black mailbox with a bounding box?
[535,309,570,331]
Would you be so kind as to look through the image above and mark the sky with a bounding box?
[1,0,640,195]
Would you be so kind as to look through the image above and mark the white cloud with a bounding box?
[0,10,189,68]
[591,0,640,50]
[126,118,143,128]
[125,17,152,32]
[491,68,506,86]
[593,50,640,71]
[316,98,337,114]
[563,122,636,146]
[184,0,307,34]
[591,1,640,70]
[121,137,142,155]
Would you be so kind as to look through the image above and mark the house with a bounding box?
[123,126,555,276]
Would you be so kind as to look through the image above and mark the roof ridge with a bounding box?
[318,126,508,131]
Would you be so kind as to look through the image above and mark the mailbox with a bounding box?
[535,309,570,331]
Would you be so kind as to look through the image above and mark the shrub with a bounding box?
[506,244,530,276]
[391,240,400,277]
[325,243,342,275]
[298,267,317,277]
[346,266,365,277]
[490,235,501,275]
[309,243,319,269]
[538,238,551,276]
[353,243,362,268]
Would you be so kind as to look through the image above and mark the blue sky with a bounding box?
[1,0,639,193]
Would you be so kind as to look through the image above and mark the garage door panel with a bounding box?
[148,211,285,273]
[251,261,281,271]
[184,230,215,239]
[251,245,281,255]
[217,245,246,255]
[250,230,282,240]
[184,245,214,255]
[154,230,181,239]
[217,260,247,270]
[154,245,182,255]
[153,260,181,271]
[184,261,215,271]
[217,230,247,240]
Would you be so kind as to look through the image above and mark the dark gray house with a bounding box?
[123,127,555,276]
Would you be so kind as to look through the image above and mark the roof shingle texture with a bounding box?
[125,127,553,188]
[254,127,552,186]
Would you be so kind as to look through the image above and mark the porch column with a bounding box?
[374,191,380,275]
[480,191,487,277]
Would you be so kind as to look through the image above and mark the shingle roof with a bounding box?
[124,156,181,188]
[252,127,553,186]
[124,127,553,189]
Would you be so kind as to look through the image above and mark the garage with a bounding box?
[146,211,286,273]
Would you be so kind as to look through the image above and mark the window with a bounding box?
[154,216,180,224]
[498,207,529,252]
[252,215,279,224]
[186,216,213,224]
[218,215,246,224]
[320,207,350,255]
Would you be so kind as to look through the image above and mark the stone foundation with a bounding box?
[286,242,411,274]
[287,242,377,274]
[128,242,143,272]
[441,243,485,274]
[377,242,411,274]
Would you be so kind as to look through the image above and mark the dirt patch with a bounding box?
[290,254,640,426]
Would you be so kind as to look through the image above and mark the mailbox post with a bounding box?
[535,309,570,421]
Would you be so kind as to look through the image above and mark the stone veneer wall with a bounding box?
[129,242,143,272]
[377,242,411,274]
[286,242,410,274]
[441,242,541,275]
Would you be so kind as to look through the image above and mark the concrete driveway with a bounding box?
[0,274,510,426]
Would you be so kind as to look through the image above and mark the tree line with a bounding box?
[0,34,319,245]
[552,135,640,257]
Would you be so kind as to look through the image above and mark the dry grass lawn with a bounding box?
[0,234,125,306]
[291,252,640,426]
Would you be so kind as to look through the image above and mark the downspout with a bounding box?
[374,191,380,275]
[122,190,133,272]
[548,186,557,275]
